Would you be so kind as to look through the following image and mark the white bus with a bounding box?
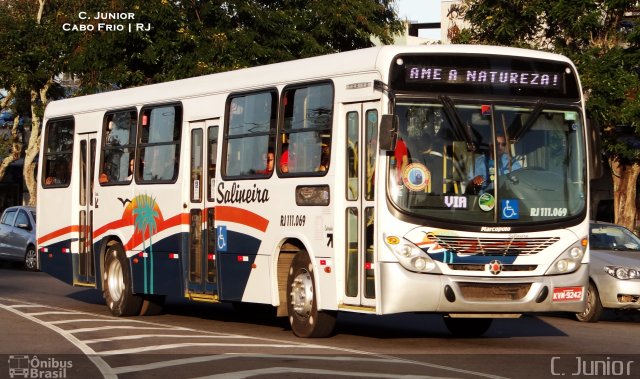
[37,45,599,337]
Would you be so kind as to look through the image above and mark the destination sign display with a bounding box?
[390,54,580,100]
[406,66,561,89]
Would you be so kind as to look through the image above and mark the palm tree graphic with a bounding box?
[133,194,159,294]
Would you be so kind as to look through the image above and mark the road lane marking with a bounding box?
[50,318,144,325]
[24,311,86,316]
[84,334,251,344]
[0,299,116,379]
[97,342,321,356]
[0,297,509,379]
[196,366,457,379]
[66,325,189,333]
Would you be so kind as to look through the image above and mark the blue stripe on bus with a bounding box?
[217,229,262,302]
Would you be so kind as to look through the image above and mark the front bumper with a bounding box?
[379,262,588,314]
[598,277,640,310]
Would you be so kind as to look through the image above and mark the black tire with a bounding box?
[102,243,142,316]
[24,245,37,271]
[575,281,603,322]
[443,316,492,337]
[287,252,336,338]
[139,295,166,316]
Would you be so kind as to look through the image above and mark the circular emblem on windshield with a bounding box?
[488,260,503,275]
[478,193,495,211]
[402,163,431,192]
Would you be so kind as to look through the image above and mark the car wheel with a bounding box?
[102,242,142,316]
[24,245,37,271]
[443,316,493,337]
[575,281,603,322]
[287,252,336,338]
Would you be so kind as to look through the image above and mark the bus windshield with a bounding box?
[388,100,586,224]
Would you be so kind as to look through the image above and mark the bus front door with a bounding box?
[76,134,97,285]
[186,120,219,299]
[343,102,379,309]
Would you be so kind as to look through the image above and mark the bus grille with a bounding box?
[448,264,537,272]
[426,233,560,256]
[458,282,531,301]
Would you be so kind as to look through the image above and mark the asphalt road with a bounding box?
[1,263,639,379]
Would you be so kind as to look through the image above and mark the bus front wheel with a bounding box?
[287,252,336,338]
[443,316,492,337]
[103,243,142,317]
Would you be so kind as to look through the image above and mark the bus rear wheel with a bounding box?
[103,243,142,317]
[443,316,492,337]
[287,252,336,338]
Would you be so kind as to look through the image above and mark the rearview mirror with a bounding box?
[587,118,603,180]
[379,114,398,151]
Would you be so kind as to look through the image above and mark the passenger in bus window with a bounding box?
[318,143,330,172]
[45,160,69,185]
[280,143,289,173]
[394,137,408,184]
[257,151,274,175]
[126,159,134,181]
[468,134,521,194]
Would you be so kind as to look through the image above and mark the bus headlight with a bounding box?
[384,234,440,273]
[545,239,586,275]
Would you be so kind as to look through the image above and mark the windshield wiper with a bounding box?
[439,96,476,151]
[512,100,545,141]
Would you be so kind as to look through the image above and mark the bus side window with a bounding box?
[43,118,74,187]
[365,109,378,200]
[223,90,277,178]
[137,104,182,183]
[279,82,333,175]
[207,125,219,201]
[100,110,136,184]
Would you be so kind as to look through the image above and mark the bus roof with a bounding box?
[44,44,573,119]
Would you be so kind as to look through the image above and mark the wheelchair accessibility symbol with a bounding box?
[501,199,519,220]
[216,226,227,252]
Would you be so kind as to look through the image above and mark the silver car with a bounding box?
[576,221,640,322]
[0,206,37,271]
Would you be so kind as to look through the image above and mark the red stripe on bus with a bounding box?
[38,225,80,245]
[215,206,269,232]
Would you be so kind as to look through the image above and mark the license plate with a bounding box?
[552,286,584,301]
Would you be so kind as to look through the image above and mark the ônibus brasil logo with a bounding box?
[8,355,72,378]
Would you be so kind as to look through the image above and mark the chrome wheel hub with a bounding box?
[107,258,124,302]
[290,269,313,317]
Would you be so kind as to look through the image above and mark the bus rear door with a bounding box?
[186,120,219,299]
[343,102,379,309]
[76,133,97,285]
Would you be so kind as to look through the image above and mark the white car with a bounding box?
[576,222,640,322]
[0,206,37,270]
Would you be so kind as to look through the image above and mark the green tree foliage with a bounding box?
[67,0,402,92]
[0,0,403,204]
[453,0,640,229]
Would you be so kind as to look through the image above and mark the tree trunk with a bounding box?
[609,157,640,231]
[23,86,48,206]
[0,116,24,184]
[0,89,19,182]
